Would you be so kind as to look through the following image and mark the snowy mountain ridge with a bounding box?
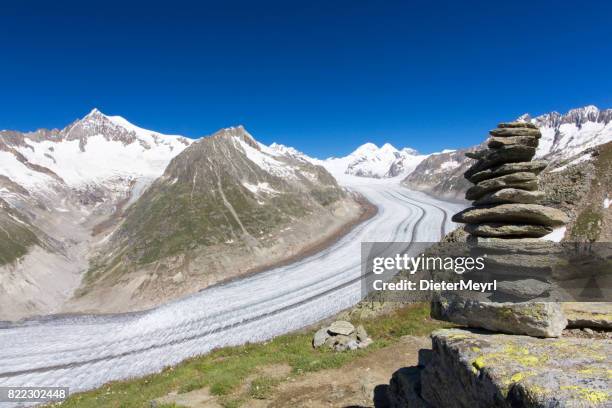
[313,142,427,179]
[519,105,612,158]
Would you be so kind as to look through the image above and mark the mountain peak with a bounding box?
[83,107,106,119]
[351,142,379,156]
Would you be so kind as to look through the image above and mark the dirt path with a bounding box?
[158,335,430,408]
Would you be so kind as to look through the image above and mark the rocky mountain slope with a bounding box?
[0,109,193,320]
[0,112,364,320]
[317,142,427,179]
[402,105,612,208]
[70,126,363,314]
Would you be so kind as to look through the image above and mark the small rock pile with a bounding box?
[312,320,372,351]
[453,121,569,238]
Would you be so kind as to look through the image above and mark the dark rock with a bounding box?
[452,204,569,227]
[473,188,545,206]
[488,136,538,148]
[465,172,538,201]
[464,223,552,238]
[388,367,430,408]
[467,160,548,183]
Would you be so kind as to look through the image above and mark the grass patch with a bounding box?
[248,376,281,400]
[57,303,448,408]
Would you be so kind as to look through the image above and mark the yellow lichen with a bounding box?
[473,356,486,370]
[511,372,525,382]
[560,386,609,404]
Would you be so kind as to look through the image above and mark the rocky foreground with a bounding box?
[388,121,612,407]
[390,328,611,407]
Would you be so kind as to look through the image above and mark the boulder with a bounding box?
[473,188,545,206]
[467,160,548,183]
[498,121,538,129]
[464,223,552,238]
[416,329,611,408]
[488,136,538,148]
[328,320,355,335]
[489,127,542,138]
[465,146,536,178]
[431,294,567,337]
[452,204,569,227]
[465,172,538,201]
[313,327,330,348]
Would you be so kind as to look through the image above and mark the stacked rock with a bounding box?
[312,320,372,351]
[452,121,569,238]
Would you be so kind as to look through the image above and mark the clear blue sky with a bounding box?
[1,0,611,157]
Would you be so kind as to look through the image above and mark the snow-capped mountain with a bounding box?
[403,105,612,200]
[0,114,361,320]
[519,105,612,159]
[316,142,427,179]
[0,108,191,197]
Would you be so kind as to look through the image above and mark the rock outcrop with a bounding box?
[418,329,610,408]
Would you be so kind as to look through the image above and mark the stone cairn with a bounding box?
[312,320,372,351]
[452,121,568,238]
[432,121,571,339]
[386,122,610,408]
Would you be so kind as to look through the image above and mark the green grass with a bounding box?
[0,215,40,266]
[57,303,448,408]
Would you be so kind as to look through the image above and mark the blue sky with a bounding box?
[1,0,611,157]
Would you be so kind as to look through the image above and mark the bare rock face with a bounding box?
[414,329,611,408]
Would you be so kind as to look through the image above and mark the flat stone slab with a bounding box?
[563,303,612,330]
[465,172,538,200]
[432,295,567,337]
[468,160,548,183]
[488,135,539,148]
[465,146,537,178]
[465,223,552,238]
[498,121,538,129]
[328,320,355,335]
[452,204,569,227]
[473,188,545,206]
[489,127,542,138]
[420,329,611,408]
